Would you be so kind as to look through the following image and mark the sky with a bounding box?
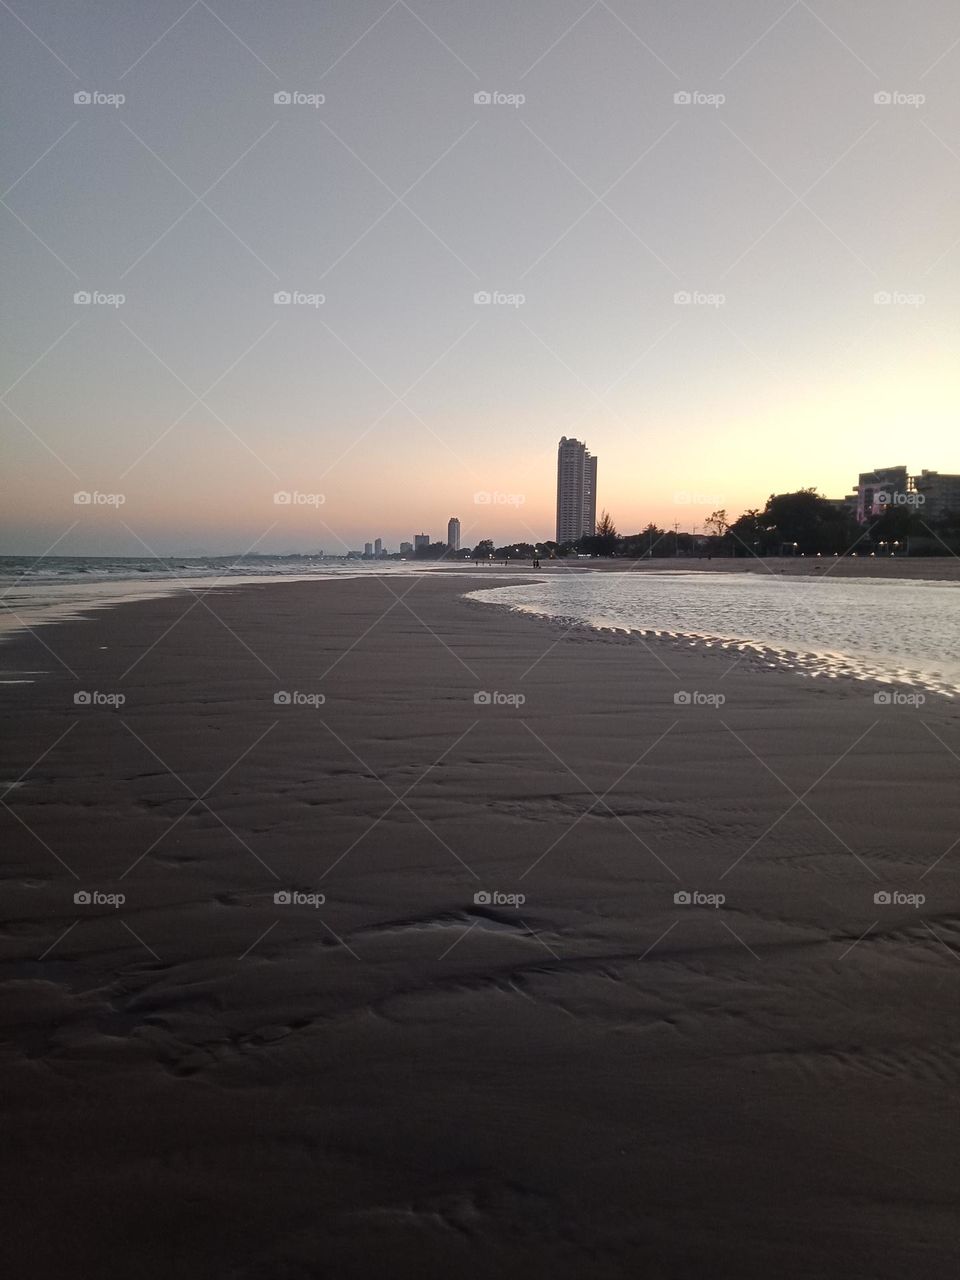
[2,0,959,555]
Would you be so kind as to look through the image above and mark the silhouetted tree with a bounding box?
[594,509,618,556]
[704,509,728,539]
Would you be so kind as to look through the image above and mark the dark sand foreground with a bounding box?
[2,574,960,1278]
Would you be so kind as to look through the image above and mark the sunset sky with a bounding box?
[2,0,959,555]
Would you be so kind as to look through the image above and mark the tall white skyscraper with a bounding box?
[374,537,383,558]
[447,517,461,551]
[556,437,597,543]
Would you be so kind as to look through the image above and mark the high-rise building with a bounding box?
[556,437,597,543]
[374,538,383,558]
[414,533,430,551]
[912,470,960,522]
[363,542,373,557]
[447,517,461,551]
[400,541,413,554]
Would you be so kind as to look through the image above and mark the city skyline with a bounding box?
[3,1,959,555]
[8,450,960,557]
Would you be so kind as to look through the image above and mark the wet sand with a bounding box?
[2,573,960,1277]
[447,555,960,581]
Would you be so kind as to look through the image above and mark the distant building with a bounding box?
[912,470,960,522]
[363,542,373,557]
[855,466,910,523]
[849,464,960,524]
[447,517,461,551]
[374,537,383,558]
[414,533,430,550]
[399,541,413,555]
[556,437,597,543]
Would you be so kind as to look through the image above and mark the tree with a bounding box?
[472,539,494,559]
[761,489,859,555]
[595,509,618,556]
[704,509,728,538]
[727,508,765,557]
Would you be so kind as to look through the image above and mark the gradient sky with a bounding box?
[2,0,959,554]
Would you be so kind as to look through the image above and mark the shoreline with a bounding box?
[4,562,958,698]
[463,586,960,706]
[3,574,960,1277]
[446,555,960,581]
[463,592,960,704]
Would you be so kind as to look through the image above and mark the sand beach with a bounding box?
[2,572,959,1277]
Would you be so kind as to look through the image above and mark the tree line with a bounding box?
[407,489,960,560]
